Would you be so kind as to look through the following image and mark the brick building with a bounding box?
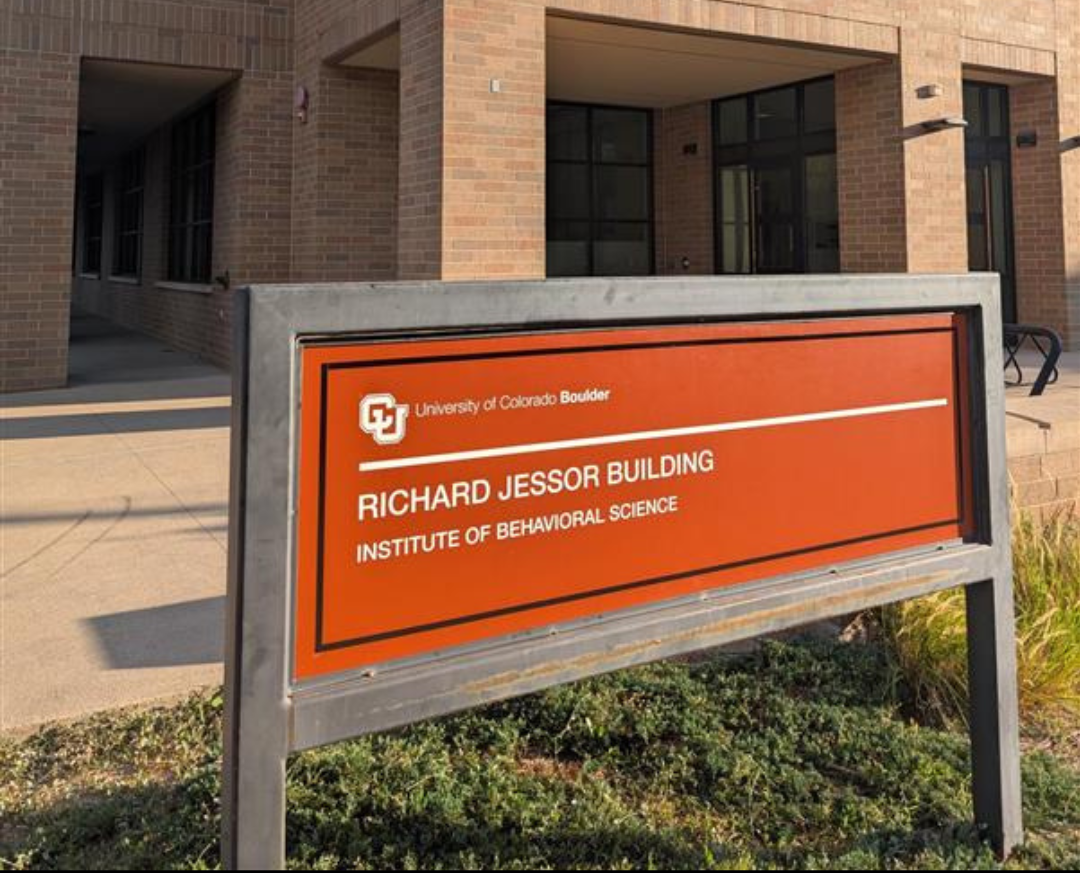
[2,0,1078,393]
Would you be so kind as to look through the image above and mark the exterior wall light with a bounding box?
[294,85,309,124]
[1016,129,1038,148]
[921,117,968,132]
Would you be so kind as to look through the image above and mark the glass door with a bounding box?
[717,164,752,273]
[804,153,840,273]
[714,78,838,275]
[964,82,1017,323]
[753,161,798,273]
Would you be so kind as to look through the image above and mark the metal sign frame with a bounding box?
[223,275,1020,869]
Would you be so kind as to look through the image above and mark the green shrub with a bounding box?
[4,641,1080,870]
[882,510,1080,729]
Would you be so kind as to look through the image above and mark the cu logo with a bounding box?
[359,393,409,445]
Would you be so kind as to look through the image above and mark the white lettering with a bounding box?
[357,479,491,521]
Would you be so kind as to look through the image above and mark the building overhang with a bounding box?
[546,16,885,108]
[78,59,237,172]
[338,14,889,109]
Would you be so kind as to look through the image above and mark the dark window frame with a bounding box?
[712,76,838,275]
[963,80,1017,324]
[112,146,145,279]
[168,101,216,285]
[546,101,655,278]
[81,173,104,276]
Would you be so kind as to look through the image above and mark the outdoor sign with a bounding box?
[224,276,1021,869]
[295,315,971,679]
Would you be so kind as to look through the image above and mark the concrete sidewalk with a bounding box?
[1,315,230,730]
[1004,348,1080,516]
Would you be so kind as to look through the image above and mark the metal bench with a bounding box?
[1003,324,1062,397]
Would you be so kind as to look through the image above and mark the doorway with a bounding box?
[963,81,1017,323]
[713,77,839,275]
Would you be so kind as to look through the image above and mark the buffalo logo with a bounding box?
[359,393,409,445]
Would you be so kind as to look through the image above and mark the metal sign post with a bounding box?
[223,275,1021,869]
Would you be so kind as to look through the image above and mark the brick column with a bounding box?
[1010,80,1067,334]
[1055,0,1080,348]
[398,0,545,280]
[215,72,295,287]
[0,50,78,392]
[898,26,968,273]
[654,101,714,276]
[1007,0,1080,349]
[836,60,907,272]
[441,0,545,279]
[293,0,400,282]
[398,0,446,280]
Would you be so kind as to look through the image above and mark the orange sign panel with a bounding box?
[294,315,971,681]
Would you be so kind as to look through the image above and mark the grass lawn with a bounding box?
[2,638,1079,870]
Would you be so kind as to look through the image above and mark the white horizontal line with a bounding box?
[358,398,948,474]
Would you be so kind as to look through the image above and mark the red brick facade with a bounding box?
[654,102,715,277]
[0,50,78,392]
[2,0,1079,392]
[836,60,907,273]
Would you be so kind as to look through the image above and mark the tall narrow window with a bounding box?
[168,102,216,284]
[547,103,653,277]
[113,147,145,279]
[963,81,1016,323]
[81,174,104,276]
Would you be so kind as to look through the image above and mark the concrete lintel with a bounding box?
[962,38,1057,82]
[547,2,899,57]
[322,0,403,65]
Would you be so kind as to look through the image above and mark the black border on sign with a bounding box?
[312,324,962,654]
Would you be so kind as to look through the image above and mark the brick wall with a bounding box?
[1010,80,1068,336]
[1008,448,1080,519]
[440,0,546,280]
[396,0,547,281]
[551,0,899,55]
[1005,0,1080,350]
[654,101,715,276]
[398,0,445,280]
[1055,0,1080,350]
[215,73,295,289]
[2,0,292,72]
[898,27,968,274]
[0,50,78,393]
[292,0,399,283]
[1007,399,1080,518]
[5,0,1080,391]
[293,66,399,281]
[836,60,907,273]
[1,0,292,389]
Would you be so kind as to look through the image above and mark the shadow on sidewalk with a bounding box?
[84,596,225,670]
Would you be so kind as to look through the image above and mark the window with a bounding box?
[168,102,216,284]
[804,153,839,273]
[546,103,653,277]
[713,78,838,275]
[964,81,1016,323]
[81,174,104,275]
[112,147,145,278]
